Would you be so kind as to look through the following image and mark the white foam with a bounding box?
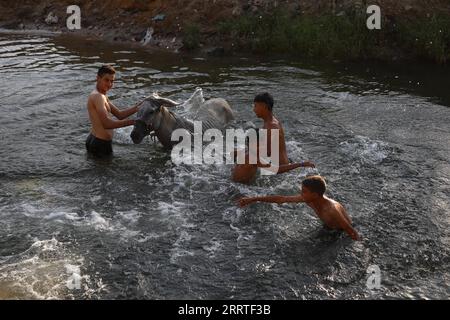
[87,211,110,231]
[90,195,102,203]
[20,203,143,242]
[255,260,276,273]
[0,238,100,299]
[169,230,194,264]
[82,210,142,240]
[114,126,135,145]
[156,200,195,228]
[46,211,81,222]
[203,238,224,258]
[180,87,205,113]
[339,135,390,164]
[117,209,141,224]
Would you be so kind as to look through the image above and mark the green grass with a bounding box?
[182,24,201,50]
[397,15,450,63]
[217,10,450,63]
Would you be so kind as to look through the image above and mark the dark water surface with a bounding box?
[0,31,449,299]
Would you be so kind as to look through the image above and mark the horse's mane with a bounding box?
[167,109,194,133]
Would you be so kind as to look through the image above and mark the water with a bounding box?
[0,31,449,299]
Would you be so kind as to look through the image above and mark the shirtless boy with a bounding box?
[232,92,314,183]
[86,65,142,157]
[238,175,360,240]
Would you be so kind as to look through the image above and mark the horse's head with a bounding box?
[130,94,178,144]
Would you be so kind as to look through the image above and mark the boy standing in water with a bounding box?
[232,92,315,183]
[238,175,360,240]
[86,65,142,157]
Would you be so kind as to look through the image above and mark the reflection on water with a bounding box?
[0,31,449,299]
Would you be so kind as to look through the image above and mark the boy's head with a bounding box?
[253,92,274,118]
[301,176,326,202]
[96,65,116,93]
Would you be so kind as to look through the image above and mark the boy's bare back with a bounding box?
[307,197,353,230]
[238,176,360,240]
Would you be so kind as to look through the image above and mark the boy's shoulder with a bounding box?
[88,91,106,104]
[325,197,344,210]
[264,118,281,129]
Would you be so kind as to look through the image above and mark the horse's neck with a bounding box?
[172,111,194,132]
[155,108,193,148]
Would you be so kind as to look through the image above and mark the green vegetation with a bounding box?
[397,15,450,64]
[182,24,201,50]
[217,10,450,63]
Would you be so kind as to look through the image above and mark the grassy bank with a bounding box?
[215,10,450,64]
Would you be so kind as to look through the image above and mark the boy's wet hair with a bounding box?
[302,176,327,196]
[98,65,116,77]
[254,92,274,111]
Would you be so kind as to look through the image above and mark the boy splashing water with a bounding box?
[238,175,361,240]
[232,92,314,183]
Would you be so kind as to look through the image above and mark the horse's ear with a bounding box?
[152,92,179,108]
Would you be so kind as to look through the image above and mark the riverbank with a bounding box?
[0,0,449,63]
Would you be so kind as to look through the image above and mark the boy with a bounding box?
[238,175,360,240]
[86,65,142,157]
[232,92,314,183]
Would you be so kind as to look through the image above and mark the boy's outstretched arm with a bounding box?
[255,159,315,173]
[275,161,315,174]
[238,194,304,207]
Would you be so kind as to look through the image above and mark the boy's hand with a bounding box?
[238,197,254,207]
[134,100,145,111]
[302,161,315,168]
[348,229,361,241]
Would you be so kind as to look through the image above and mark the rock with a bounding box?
[152,14,166,22]
[207,47,225,57]
[232,6,242,16]
[250,6,259,13]
[18,23,24,30]
[141,27,154,45]
[45,12,59,25]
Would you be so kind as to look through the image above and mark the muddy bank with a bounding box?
[0,0,449,62]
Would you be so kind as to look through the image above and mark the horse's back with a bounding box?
[198,98,234,125]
